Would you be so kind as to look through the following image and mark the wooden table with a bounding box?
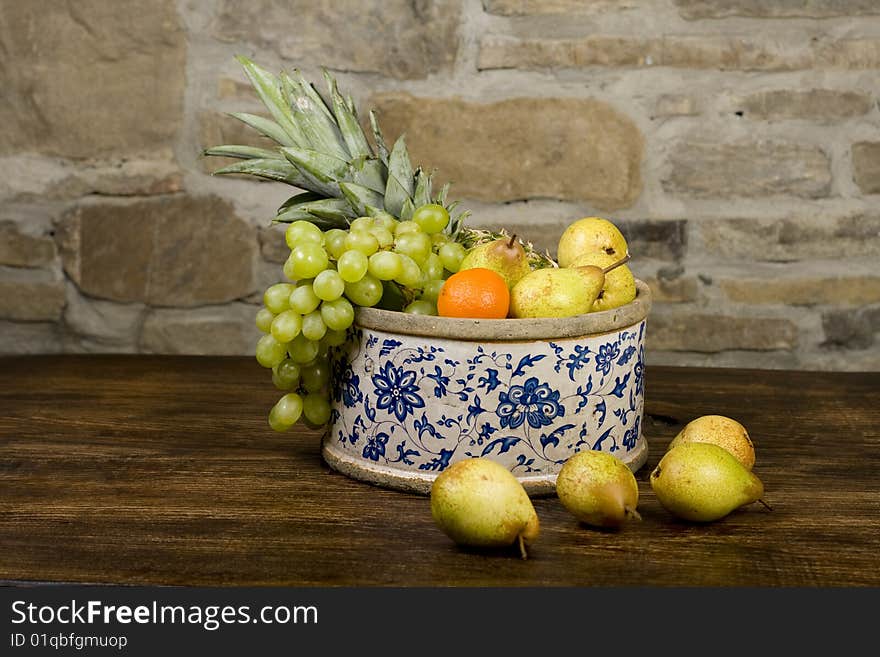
[1,355,877,587]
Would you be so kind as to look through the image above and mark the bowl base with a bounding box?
[321,438,649,497]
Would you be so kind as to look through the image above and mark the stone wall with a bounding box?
[2,0,879,370]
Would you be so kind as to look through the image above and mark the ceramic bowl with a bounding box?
[323,280,653,495]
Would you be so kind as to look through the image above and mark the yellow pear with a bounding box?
[509,253,631,319]
[430,458,540,559]
[650,442,767,523]
[568,251,637,312]
[669,415,755,470]
[556,450,641,528]
[557,217,629,268]
[458,234,532,291]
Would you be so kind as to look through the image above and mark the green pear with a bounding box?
[650,442,768,523]
[557,216,629,268]
[509,253,631,319]
[568,251,637,312]
[668,414,755,470]
[458,234,532,291]
[430,457,540,559]
[556,450,641,528]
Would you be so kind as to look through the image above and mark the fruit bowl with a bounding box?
[323,280,653,495]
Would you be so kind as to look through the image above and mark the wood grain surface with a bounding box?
[1,355,877,587]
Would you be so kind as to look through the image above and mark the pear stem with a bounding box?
[518,534,529,560]
[508,234,518,248]
[758,498,773,511]
[601,252,632,274]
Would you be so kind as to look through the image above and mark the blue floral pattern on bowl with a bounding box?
[325,319,648,492]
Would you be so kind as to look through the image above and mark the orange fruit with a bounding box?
[437,267,510,319]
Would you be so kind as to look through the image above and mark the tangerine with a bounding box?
[437,267,510,319]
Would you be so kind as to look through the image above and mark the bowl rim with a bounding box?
[353,279,652,341]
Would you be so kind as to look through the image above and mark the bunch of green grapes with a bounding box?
[253,203,467,432]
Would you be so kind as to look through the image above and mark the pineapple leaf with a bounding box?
[203,145,282,160]
[272,209,349,232]
[301,215,352,232]
[413,168,433,209]
[293,69,335,122]
[399,197,415,221]
[348,156,387,194]
[275,197,353,224]
[282,71,350,161]
[384,135,415,217]
[211,157,310,187]
[448,210,472,240]
[278,191,325,213]
[324,69,372,160]
[368,109,390,166]
[363,205,386,217]
[389,135,415,194]
[228,112,294,147]
[339,181,385,217]
[235,56,307,148]
[436,181,451,206]
[281,147,348,183]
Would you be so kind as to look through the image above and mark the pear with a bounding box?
[556,450,642,528]
[557,216,629,268]
[509,253,631,319]
[668,414,755,470]
[458,234,532,290]
[650,442,768,523]
[430,457,540,559]
[569,251,637,312]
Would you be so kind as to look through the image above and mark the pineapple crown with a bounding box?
[203,56,469,236]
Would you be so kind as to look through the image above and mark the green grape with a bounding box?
[412,203,450,234]
[313,269,345,301]
[301,310,327,341]
[349,216,374,232]
[393,253,424,289]
[324,228,349,260]
[264,283,295,314]
[322,327,349,347]
[301,359,331,393]
[344,274,383,307]
[431,232,450,248]
[344,230,379,256]
[420,278,445,303]
[282,254,297,281]
[421,252,444,281]
[289,284,321,315]
[337,249,369,283]
[320,297,355,331]
[438,242,466,273]
[368,250,403,281]
[370,226,395,248]
[255,307,275,333]
[268,392,303,431]
[272,359,301,390]
[288,333,320,364]
[394,220,421,236]
[285,220,324,249]
[256,334,288,368]
[290,242,330,279]
[302,392,332,426]
[270,309,303,343]
[372,212,398,232]
[404,299,437,315]
[395,231,432,264]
